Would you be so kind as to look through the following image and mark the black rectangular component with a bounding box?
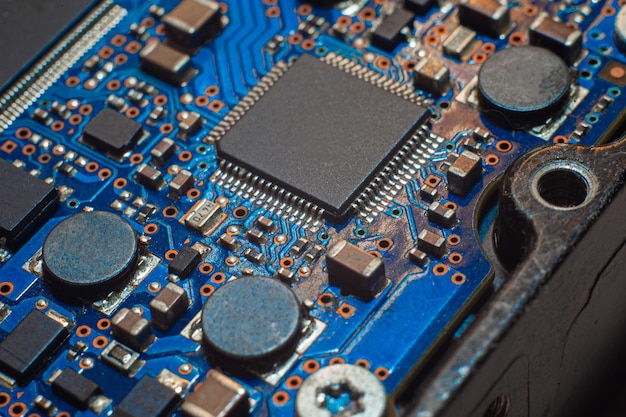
[83,108,143,154]
[0,310,69,385]
[51,367,101,410]
[168,246,202,278]
[113,375,180,417]
[370,7,415,51]
[216,54,429,222]
[529,14,582,64]
[163,0,222,49]
[140,42,194,85]
[0,159,58,249]
[404,0,435,15]
[458,0,510,37]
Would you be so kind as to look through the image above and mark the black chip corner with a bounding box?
[168,246,202,279]
[371,7,415,51]
[83,108,143,154]
[113,375,180,417]
[0,310,70,385]
[0,158,58,249]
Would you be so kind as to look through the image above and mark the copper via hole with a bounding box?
[35,299,48,310]
[97,318,111,330]
[8,402,26,417]
[297,4,312,15]
[99,46,114,59]
[195,96,209,107]
[445,202,457,210]
[38,154,51,164]
[496,140,512,152]
[211,272,226,284]
[0,392,9,407]
[473,53,486,63]
[66,76,80,87]
[206,86,219,96]
[368,250,382,258]
[602,6,616,16]
[155,23,167,35]
[280,257,294,269]
[329,357,346,365]
[51,121,65,132]
[79,104,93,115]
[426,35,439,45]
[376,57,391,70]
[266,7,280,17]
[76,325,91,337]
[303,359,320,373]
[111,34,127,46]
[433,264,449,276]
[1,141,17,153]
[337,16,352,26]
[355,359,371,369]
[273,391,290,406]
[23,144,36,155]
[200,284,215,296]
[114,54,128,66]
[262,0,277,5]
[486,154,499,165]
[98,168,112,179]
[92,336,108,348]
[376,238,393,251]
[301,39,316,51]
[85,162,99,173]
[524,5,538,16]
[160,123,174,134]
[178,363,193,375]
[298,266,311,277]
[449,253,463,264]
[554,135,568,144]
[426,174,441,186]
[225,257,238,267]
[452,273,467,285]
[0,282,14,296]
[163,206,178,218]
[144,223,158,234]
[199,263,213,274]
[69,114,83,125]
[187,188,200,200]
[142,17,155,28]
[375,367,389,380]
[209,100,224,112]
[165,249,178,260]
[114,178,127,189]
[404,61,417,72]
[125,41,142,54]
[179,151,193,162]
[233,206,248,218]
[337,303,356,319]
[16,127,32,139]
[350,22,365,33]
[482,42,495,53]
[57,412,71,417]
[288,34,303,45]
[434,25,448,35]
[130,153,143,164]
[126,107,140,118]
[286,375,303,389]
[509,32,525,45]
[154,95,168,105]
[318,293,334,307]
[447,234,461,246]
[359,7,376,20]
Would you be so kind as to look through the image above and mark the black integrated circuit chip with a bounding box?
[0,310,70,385]
[113,375,180,417]
[0,158,58,249]
[216,54,429,222]
[83,108,143,154]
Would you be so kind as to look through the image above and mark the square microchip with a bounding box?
[0,158,58,248]
[216,54,429,222]
[83,108,143,154]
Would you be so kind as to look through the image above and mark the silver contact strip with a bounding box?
[0,1,127,133]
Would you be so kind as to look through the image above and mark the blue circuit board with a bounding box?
[0,0,624,416]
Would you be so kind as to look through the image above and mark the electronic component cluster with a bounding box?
[0,0,624,416]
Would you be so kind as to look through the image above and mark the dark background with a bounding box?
[1,1,625,415]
